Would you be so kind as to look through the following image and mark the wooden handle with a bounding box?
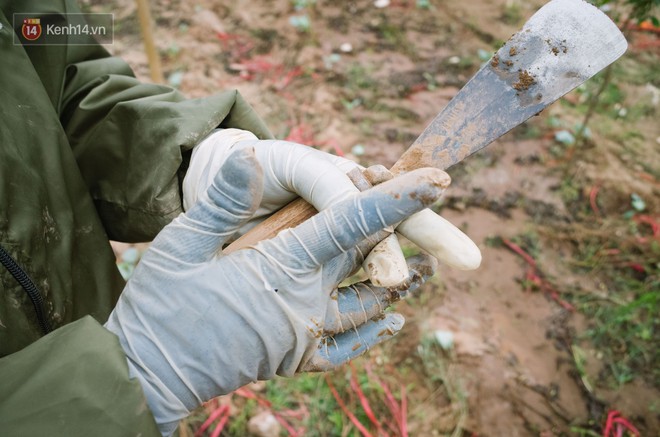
[223,168,374,254]
[136,0,164,84]
[223,197,318,253]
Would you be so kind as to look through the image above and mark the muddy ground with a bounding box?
[97,0,659,435]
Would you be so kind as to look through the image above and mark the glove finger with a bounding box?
[324,254,437,335]
[397,209,482,270]
[152,146,264,264]
[240,139,362,211]
[301,313,405,372]
[344,167,408,287]
[258,168,450,270]
[182,129,259,211]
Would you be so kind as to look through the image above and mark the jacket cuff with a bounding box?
[0,316,160,436]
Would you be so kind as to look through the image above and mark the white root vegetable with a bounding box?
[359,165,480,285]
[397,209,481,270]
[363,233,409,287]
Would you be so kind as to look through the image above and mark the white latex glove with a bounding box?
[106,146,448,436]
[183,129,360,233]
[183,129,481,287]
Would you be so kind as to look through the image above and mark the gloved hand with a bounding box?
[183,129,481,287]
[105,146,449,436]
[183,129,360,230]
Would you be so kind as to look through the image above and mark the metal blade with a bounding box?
[391,0,627,175]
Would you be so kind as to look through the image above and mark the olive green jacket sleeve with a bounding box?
[0,316,161,436]
[3,0,272,242]
[60,68,273,241]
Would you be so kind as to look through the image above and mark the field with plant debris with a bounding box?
[98,0,659,435]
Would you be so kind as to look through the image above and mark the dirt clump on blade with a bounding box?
[513,69,536,91]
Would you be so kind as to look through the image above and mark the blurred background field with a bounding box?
[98,0,659,435]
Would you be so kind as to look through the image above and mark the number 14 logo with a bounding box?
[22,18,42,41]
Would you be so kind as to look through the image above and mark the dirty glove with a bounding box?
[183,129,481,287]
[105,146,449,436]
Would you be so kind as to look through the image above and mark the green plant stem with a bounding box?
[575,15,637,146]
[575,65,614,146]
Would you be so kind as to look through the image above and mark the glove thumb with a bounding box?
[153,145,264,263]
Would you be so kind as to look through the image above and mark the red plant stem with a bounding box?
[364,363,402,431]
[626,262,646,273]
[349,363,383,433]
[502,239,537,269]
[603,418,612,437]
[210,410,231,437]
[637,171,660,187]
[603,410,640,437]
[627,21,660,33]
[195,405,229,437]
[277,407,309,420]
[216,32,242,41]
[323,138,345,157]
[400,385,408,437]
[383,418,401,437]
[634,215,660,238]
[525,267,543,293]
[273,415,300,437]
[590,184,602,216]
[543,284,576,312]
[284,123,316,145]
[234,387,259,402]
[613,418,640,436]
[277,66,304,90]
[503,238,575,311]
[325,374,374,437]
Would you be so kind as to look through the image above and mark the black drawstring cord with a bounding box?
[0,244,51,335]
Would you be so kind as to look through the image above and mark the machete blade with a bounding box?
[391,0,627,175]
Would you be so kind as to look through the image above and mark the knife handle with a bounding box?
[223,197,317,254]
[223,168,379,254]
